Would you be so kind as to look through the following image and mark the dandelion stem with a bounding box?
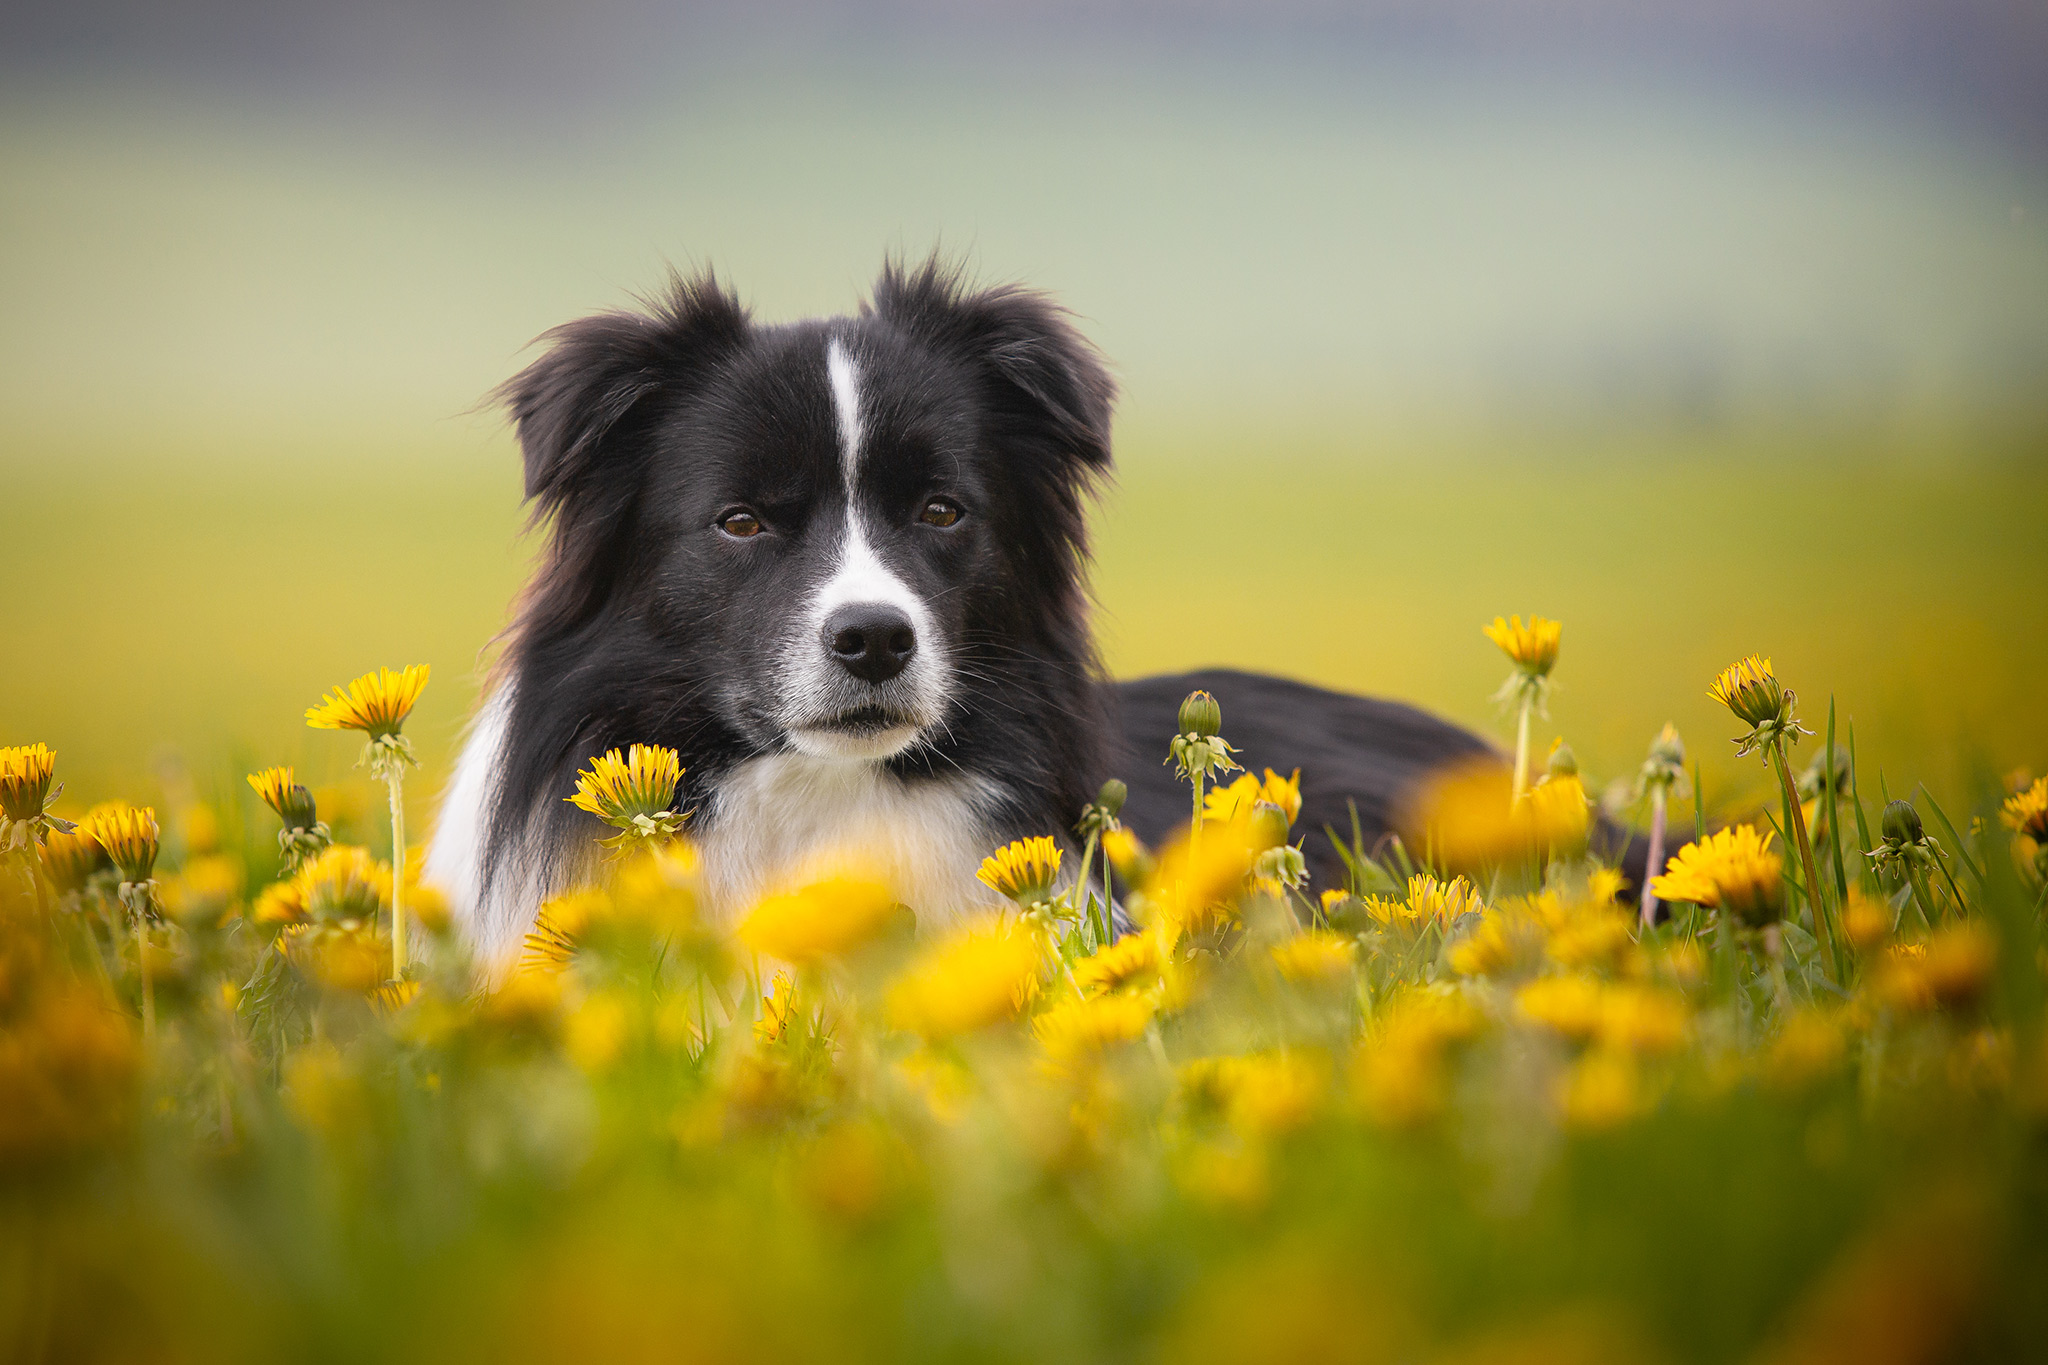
[386,768,409,980]
[1640,786,1667,930]
[132,897,155,1039]
[1769,739,1836,979]
[1511,694,1534,801]
[1190,771,1205,861]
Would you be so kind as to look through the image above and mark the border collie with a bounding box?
[426,259,1499,972]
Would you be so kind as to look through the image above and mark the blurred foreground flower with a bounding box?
[1404,758,1588,871]
[740,872,899,965]
[886,925,1040,1039]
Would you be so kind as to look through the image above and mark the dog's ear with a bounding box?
[870,257,1115,476]
[499,271,750,512]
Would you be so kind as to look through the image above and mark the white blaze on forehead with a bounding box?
[778,332,955,756]
[826,336,864,488]
[811,334,925,626]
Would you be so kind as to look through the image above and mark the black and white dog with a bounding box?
[426,259,1499,971]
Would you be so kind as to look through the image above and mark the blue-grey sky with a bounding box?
[4,1,2045,442]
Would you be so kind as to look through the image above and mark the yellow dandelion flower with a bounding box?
[1033,992,1155,1064]
[159,854,243,928]
[516,888,609,976]
[1546,917,1636,977]
[1269,930,1357,985]
[1517,974,1606,1042]
[1202,768,1302,827]
[607,842,701,936]
[1100,825,1152,886]
[252,879,309,925]
[1360,893,1421,929]
[1595,984,1689,1055]
[304,664,430,738]
[369,979,422,1016]
[2001,776,2048,842]
[1482,614,1561,676]
[1406,873,1484,928]
[739,873,900,964]
[754,972,800,1043]
[1587,866,1628,906]
[1072,931,1162,995]
[566,990,631,1070]
[1649,824,1784,927]
[1353,989,1482,1128]
[292,845,390,924]
[885,925,1041,1039]
[1447,910,1531,977]
[1523,772,1592,847]
[565,743,687,850]
[1919,921,1996,1009]
[0,743,57,822]
[1404,758,1589,872]
[39,826,109,896]
[79,803,158,883]
[1707,654,1786,729]
[1141,818,1260,943]
[278,922,388,994]
[248,765,319,828]
[976,835,1062,903]
[1842,888,1894,953]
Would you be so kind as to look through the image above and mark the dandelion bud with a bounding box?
[1708,655,1788,729]
[1648,723,1685,769]
[1880,799,1924,847]
[0,743,58,822]
[1178,691,1222,739]
[81,804,159,885]
[1096,778,1127,818]
[1545,739,1578,779]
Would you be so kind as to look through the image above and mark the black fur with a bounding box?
[464,256,1588,935]
[480,259,1118,904]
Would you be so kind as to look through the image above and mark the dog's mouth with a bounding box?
[781,703,927,762]
[813,705,915,735]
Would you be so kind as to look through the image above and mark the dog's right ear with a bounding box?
[499,271,750,514]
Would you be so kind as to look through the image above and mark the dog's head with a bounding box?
[498,259,1115,771]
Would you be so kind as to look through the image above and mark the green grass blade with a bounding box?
[1918,785,1986,882]
[1826,697,1850,901]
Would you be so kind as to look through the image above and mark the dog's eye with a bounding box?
[918,498,962,528]
[717,510,763,538]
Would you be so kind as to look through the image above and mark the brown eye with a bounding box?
[919,498,962,528]
[718,510,762,538]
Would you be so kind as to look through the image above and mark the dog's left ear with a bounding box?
[870,258,1115,476]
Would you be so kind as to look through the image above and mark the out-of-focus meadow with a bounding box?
[4,1,2047,819]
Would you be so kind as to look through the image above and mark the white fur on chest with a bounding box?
[696,753,1008,928]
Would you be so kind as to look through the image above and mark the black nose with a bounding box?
[822,604,917,684]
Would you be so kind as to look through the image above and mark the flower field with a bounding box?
[4,632,2047,1365]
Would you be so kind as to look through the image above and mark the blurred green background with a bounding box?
[3,3,2046,826]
